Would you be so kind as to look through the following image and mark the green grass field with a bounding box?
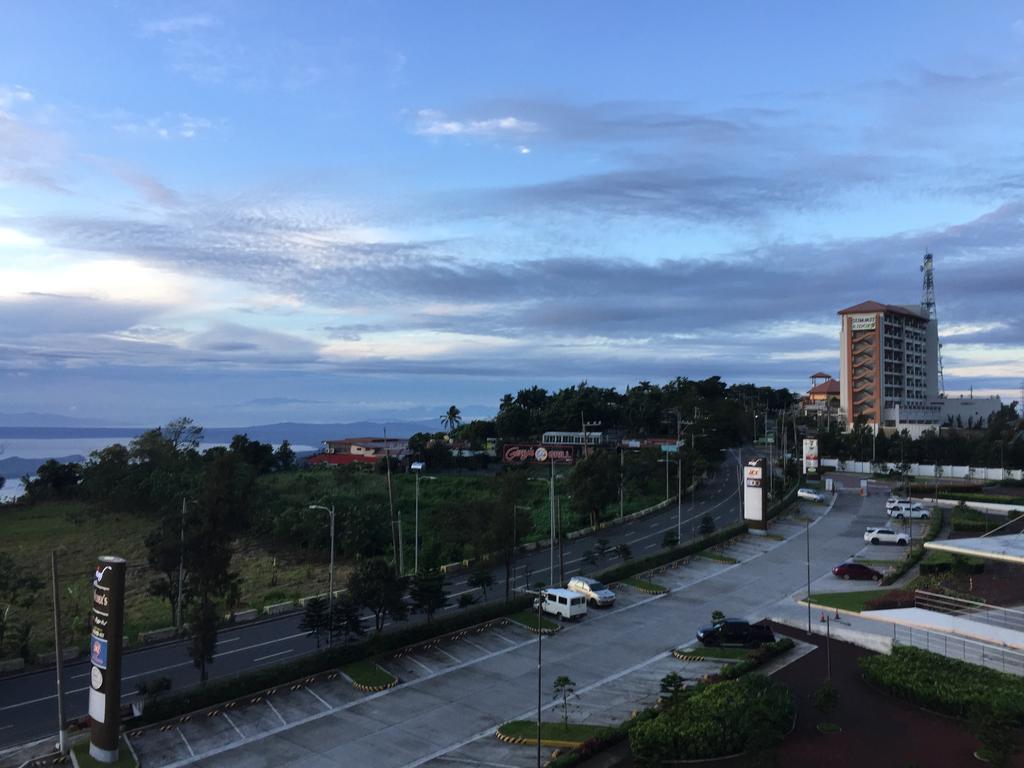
[807,589,895,613]
[498,720,612,744]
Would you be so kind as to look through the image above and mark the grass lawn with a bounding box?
[498,720,612,744]
[71,740,137,768]
[621,576,667,593]
[678,645,754,660]
[696,551,738,564]
[0,500,339,658]
[808,589,895,613]
[341,659,396,688]
[508,609,560,632]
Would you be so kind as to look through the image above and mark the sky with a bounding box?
[1,1,1023,426]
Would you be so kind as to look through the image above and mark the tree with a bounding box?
[187,600,218,683]
[467,565,494,602]
[441,405,462,435]
[274,440,296,471]
[567,450,619,528]
[552,675,577,727]
[299,596,329,648]
[164,416,203,452]
[699,513,716,536]
[711,609,725,623]
[348,558,408,632]
[662,531,679,548]
[409,569,448,622]
[659,671,686,707]
[970,703,1018,767]
[0,554,42,650]
[616,543,633,561]
[330,594,365,646]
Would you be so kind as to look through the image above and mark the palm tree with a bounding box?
[441,405,462,435]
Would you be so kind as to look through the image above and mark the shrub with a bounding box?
[630,675,794,764]
[862,590,916,610]
[860,646,1024,723]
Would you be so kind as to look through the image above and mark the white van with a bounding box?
[535,588,588,620]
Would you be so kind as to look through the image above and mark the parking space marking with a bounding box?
[177,727,196,758]
[435,646,462,665]
[407,655,434,675]
[435,756,521,767]
[644,543,657,549]
[253,649,293,663]
[460,637,489,654]
[490,631,518,647]
[304,687,331,710]
[222,712,244,740]
[265,699,287,726]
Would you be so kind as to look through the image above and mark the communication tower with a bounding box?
[920,252,945,395]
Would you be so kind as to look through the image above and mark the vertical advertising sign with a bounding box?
[802,439,819,476]
[89,556,126,763]
[743,459,767,530]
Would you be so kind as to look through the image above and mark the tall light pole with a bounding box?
[806,518,812,635]
[411,462,425,574]
[176,497,190,635]
[308,503,336,645]
[549,455,556,586]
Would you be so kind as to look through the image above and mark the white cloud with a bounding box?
[414,109,540,137]
[141,15,217,36]
[518,146,531,155]
[113,112,214,140]
[0,85,32,111]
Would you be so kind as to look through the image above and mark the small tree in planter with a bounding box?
[553,675,577,727]
[970,703,1018,767]
[814,680,840,732]
[711,609,726,623]
[699,513,715,536]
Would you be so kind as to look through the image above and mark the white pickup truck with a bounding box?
[864,527,910,546]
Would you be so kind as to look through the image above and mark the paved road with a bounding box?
[127,477,891,767]
[0,448,753,749]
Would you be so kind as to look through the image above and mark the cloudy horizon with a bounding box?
[1,3,1022,426]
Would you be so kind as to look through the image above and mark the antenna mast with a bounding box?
[920,252,945,395]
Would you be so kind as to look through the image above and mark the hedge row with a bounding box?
[714,638,796,682]
[860,645,1024,721]
[596,523,747,584]
[938,492,1024,507]
[139,596,532,724]
[765,482,799,522]
[880,507,944,586]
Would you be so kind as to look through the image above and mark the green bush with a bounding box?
[860,645,1024,722]
[714,638,794,681]
[596,523,746,584]
[629,675,794,764]
[139,596,531,724]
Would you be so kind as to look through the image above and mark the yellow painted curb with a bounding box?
[671,649,706,662]
[494,729,584,749]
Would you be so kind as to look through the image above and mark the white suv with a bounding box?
[886,496,911,510]
[864,527,910,545]
[887,502,930,520]
[566,576,616,607]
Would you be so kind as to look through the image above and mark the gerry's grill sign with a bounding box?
[502,445,575,464]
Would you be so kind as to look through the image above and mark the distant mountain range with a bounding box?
[0,418,441,478]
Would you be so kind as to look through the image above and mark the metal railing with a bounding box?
[893,623,1024,677]
[914,590,1024,634]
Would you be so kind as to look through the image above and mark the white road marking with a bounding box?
[0,724,12,731]
[304,687,331,710]
[253,649,293,663]
[265,699,287,726]
[435,646,462,665]
[460,637,489,654]
[644,543,657,550]
[177,727,195,757]
[222,711,244,739]
[491,631,517,647]
[406,655,434,675]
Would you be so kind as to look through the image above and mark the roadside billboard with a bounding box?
[802,438,819,475]
[743,460,767,529]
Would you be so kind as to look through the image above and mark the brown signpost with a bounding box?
[89,556,126,763]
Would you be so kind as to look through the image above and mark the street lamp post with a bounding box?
[411,462,425,574]
[308,503,336,645]
[806,518,812,635]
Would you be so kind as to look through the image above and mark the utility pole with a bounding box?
[536,592,543,768]
[384,427,399,576]
[50,551,67,755]
[806,519,812,635]
[549,455,555,587]
[618,447,624,521]
[176,497,186,635]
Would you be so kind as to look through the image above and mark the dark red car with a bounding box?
[832,562,882,581]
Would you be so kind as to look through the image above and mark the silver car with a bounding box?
[566,576,616,607]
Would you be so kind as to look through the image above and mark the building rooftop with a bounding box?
[809,371,832,379]
[808,379,840,396]
[837,300,927,320]
[924,535,1024,566]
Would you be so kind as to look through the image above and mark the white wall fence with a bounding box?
[820,458,1023,482]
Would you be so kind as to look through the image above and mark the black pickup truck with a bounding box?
[696,618,775,647]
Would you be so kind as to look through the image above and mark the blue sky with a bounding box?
[1,2,1022,425]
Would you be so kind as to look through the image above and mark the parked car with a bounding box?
[566,576,616,607]
[864,527,909,545]
[534,588,588,620]
[885,496,911,510]
[696,618,775,647]
[887,502,930,520]
[797,488,825,502]
[831,562,883,581]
